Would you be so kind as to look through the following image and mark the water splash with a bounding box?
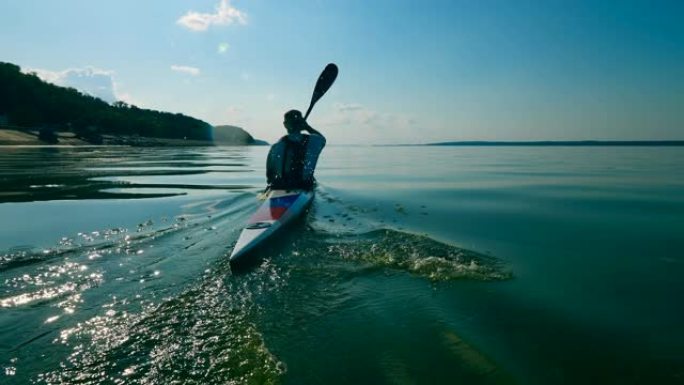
[319,229,511,282]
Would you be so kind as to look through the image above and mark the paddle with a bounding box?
[303,63,338,121]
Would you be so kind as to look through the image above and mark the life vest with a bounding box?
[268,135,313,190]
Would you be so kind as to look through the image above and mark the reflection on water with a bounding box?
[0,146,253,202]
[0,145,683,384]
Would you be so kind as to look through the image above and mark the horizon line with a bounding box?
[375,140,684,147]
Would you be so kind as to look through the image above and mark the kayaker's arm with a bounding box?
[301,121,324,140]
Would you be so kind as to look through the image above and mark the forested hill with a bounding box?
[0,62,212,141]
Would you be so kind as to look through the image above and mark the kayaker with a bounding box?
[266,109,326,191]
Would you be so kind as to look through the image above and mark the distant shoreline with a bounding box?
[0,128,214,147]
[423,141,684,147]
[0,127,268,147]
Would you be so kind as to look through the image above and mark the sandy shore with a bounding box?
[0,129,213,147]
[0,129,90,146]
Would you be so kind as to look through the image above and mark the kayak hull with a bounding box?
[230,189,314,263]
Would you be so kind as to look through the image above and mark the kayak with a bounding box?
[230,189,314,263]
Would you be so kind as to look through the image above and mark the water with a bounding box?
[0,145,683,384]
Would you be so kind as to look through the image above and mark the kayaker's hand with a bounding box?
[293,117,308,132]
[301,122,323,137]
[257,187,270,201]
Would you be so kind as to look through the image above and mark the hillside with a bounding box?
[213,125,268,145]
[0,61,212,142]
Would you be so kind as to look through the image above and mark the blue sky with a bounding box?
[1,0,682,143]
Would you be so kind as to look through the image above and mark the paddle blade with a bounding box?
[304,63,338,120]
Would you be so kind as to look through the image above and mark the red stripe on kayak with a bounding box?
[250,206,288,222]
[248,194,300,223]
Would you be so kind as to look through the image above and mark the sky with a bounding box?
[0,0,682,144]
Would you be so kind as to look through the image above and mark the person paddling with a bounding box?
[230,64,337,263]
[266,109,326,191]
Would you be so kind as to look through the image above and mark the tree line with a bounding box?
[0,62,212,142]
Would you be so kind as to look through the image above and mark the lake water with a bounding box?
[0,145,683,384]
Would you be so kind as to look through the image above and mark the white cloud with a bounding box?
[325,102,415,128]
[220,105,253,126]
[171,65,201,76]
[177,0,247,32]
[29,68,61,84]
[111,80,143,106]
[266,93,276,101]
[217,42,230,54]
[226,105,244,114]
[334,103,364,112]
[318,102,418,143]
[27,67,120,103]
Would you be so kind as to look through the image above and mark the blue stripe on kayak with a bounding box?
[269,194,300,208]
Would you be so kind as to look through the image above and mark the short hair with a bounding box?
[284,109,302,122]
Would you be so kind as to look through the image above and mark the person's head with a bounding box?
[283,109,303,134]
